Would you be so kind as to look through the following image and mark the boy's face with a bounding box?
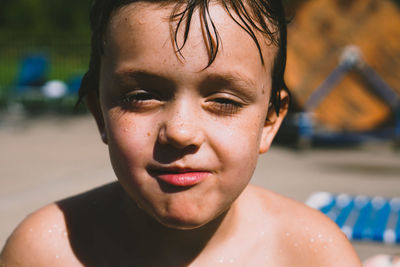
[90,2,287,229]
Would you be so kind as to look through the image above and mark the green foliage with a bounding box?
[0,0,90,35]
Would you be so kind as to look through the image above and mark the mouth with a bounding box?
[148,167,211,187]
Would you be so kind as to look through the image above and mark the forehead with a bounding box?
[104,2,277,84]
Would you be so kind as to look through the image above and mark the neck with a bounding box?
[119,189,238,264]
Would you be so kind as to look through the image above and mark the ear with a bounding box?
[85,91,108,144]
[259,90,289,154]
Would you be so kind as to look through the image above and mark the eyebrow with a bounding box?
[114,68,260,99]
[199,72,259,99]
[114,69,171,84]
[113,69,176,92]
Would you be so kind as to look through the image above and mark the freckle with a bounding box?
[147,132,151,137]
[262,89,265,95]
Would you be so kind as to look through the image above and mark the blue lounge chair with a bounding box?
[307,192,400,244]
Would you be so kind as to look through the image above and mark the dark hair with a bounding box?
[78,0,289,114]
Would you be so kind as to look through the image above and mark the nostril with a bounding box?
[184,144,199,154]
[153,142,199,163]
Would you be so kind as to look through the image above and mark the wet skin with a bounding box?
[92,2,283,230]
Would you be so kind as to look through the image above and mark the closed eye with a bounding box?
[123,92,155,102]
[121,90,162,110]
[207,97,243,116]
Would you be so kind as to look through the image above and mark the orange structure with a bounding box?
[285,0,400,131]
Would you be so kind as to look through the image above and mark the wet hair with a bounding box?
[78,0,289,114]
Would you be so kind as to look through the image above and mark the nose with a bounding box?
[158,100,204,149]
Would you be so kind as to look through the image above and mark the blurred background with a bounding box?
[0,0,399,263]
[0,0,90,116]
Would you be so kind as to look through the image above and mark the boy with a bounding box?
[1,0,361,266]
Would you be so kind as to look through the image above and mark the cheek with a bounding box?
[212,115,264,177]
[216,112,264,152]
[208,125,260,209]
[104,111,156,166]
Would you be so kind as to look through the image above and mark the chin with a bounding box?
[152,203,230,232]
[155,211,211,230]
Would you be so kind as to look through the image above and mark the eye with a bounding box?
[122,91,153,103]
[121,90,161,110]
[207,97,243,116]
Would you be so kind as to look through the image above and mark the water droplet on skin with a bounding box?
[63,231,67,237]
[229,259,235,263]
[318,233,323,239]
[285,232,291,236]
[310,238,315,243]
[314,249,318,253]
[48,229,53,233]
[323,245,328,249]
[55,255,60,259]
[28,228,33,232]
[218,257,225,263]
[260,231,265,236]
[294,242,299,247]
[328,238,333,243]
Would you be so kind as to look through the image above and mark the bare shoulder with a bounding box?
[0,203,81,267]
[245,185,362,266]
[0,182,121,267]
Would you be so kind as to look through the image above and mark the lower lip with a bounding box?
[155,172,210,187]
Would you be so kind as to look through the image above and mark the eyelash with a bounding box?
[208,98,243,115]
[121,91,156,106]
[120,91,243,115]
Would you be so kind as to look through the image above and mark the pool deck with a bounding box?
[1,115,399,260]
